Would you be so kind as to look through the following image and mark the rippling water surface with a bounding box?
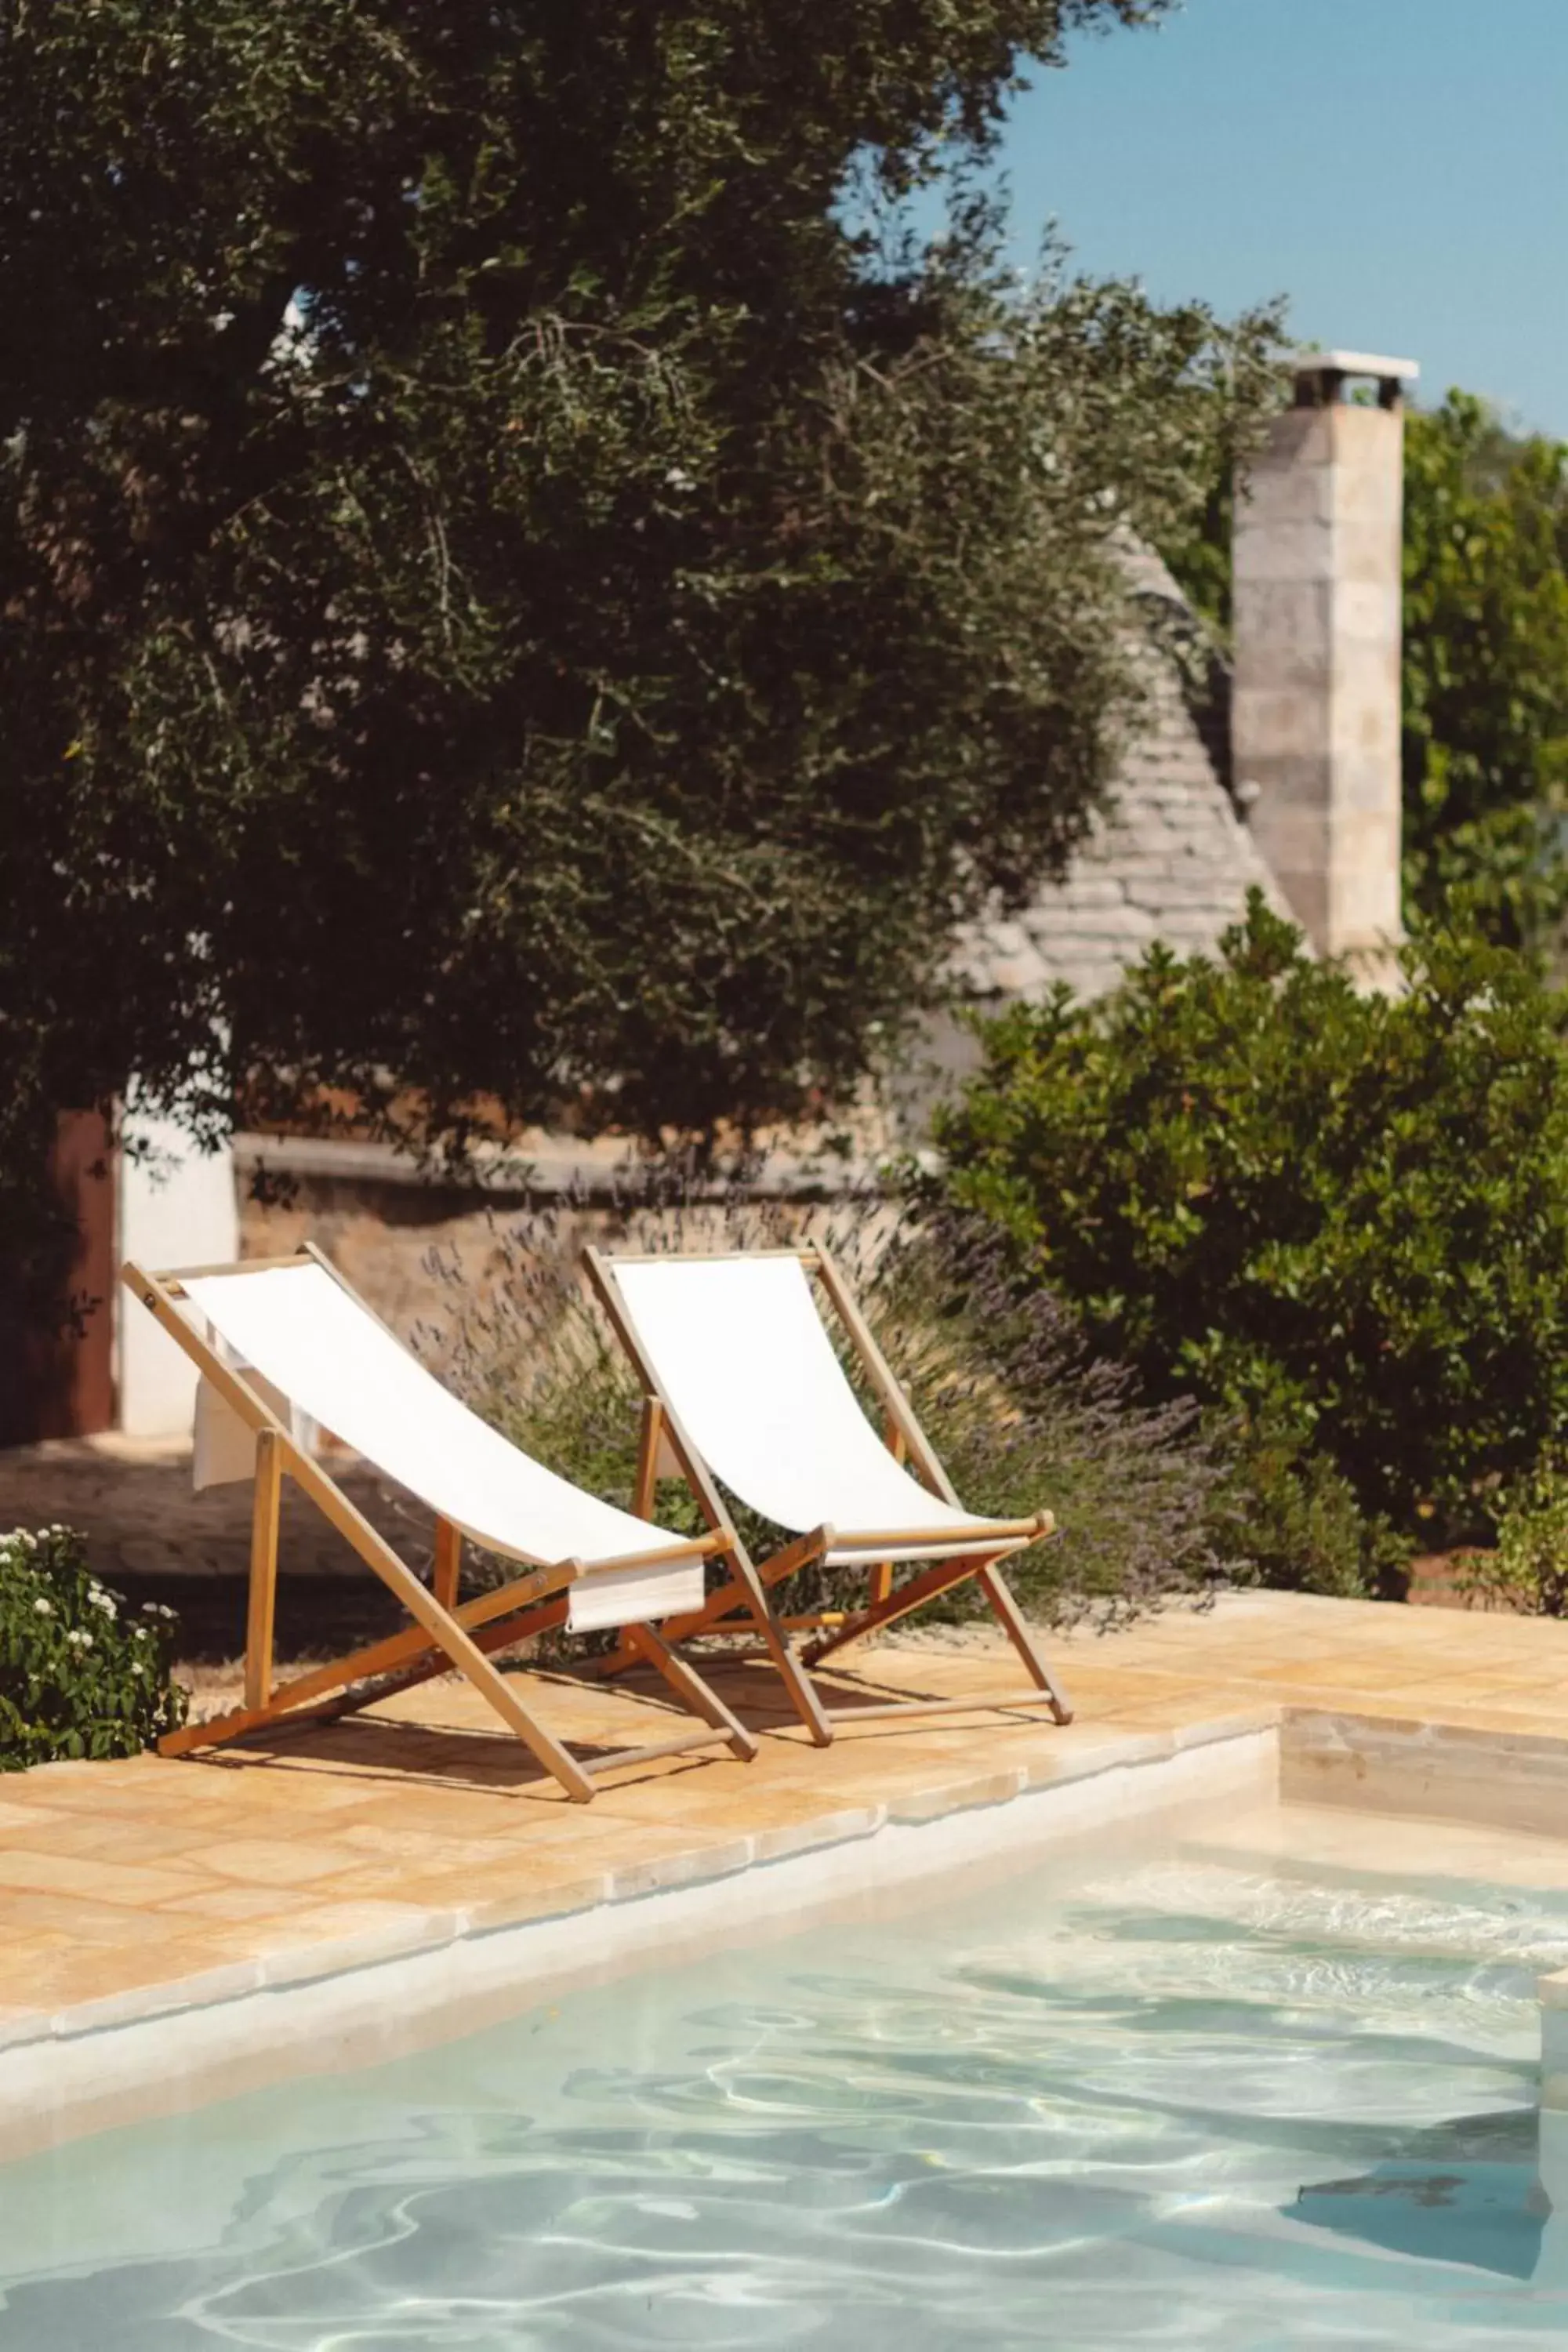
[5,1832,1568,2349]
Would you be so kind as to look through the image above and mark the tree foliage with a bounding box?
[0,0,1277,1224]
[934,894,1568,1548]
[1400,391,1568,947]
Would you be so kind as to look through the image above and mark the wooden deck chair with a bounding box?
[122,1247,757,1801]
[583,1245,1073,1744]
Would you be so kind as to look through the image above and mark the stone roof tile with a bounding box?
[952,544,1287,1007]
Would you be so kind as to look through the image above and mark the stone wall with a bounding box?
[238,1153,887,1341]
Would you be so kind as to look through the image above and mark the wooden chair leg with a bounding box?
[976,1562,1073,1723]
[588,1399,671,1679]
[603,1536,835,1746]
[277,1440,597,1799]
[869,1417,905,1606]
[625,1623,759,1760]
[244,1428,283,1711]
[633,1397,664,1519]
[719,1549,835,1745]
[432,1518,462,1610]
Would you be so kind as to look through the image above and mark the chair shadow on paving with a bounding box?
[180,1649,1035,1812]
[191,1675,753,1801]
[198,1723,702,1800]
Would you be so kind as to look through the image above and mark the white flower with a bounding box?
[663,465,695,493]
[31,1597,52,1617]
[89,1588,118,1617]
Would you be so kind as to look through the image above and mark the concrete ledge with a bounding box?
[0,1719,1278,2160]
[1283,1707,1568,1836]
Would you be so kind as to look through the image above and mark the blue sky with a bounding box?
[987,0,1568,435]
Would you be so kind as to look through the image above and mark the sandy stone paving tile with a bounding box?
[22,1817,232,1865]
[184,1837,388,1888]
[0,1799,67,1834]
[328,1823,546,1867]
[1370,1699,1568,1738]
[255,1898,447,1942]
[1415,1664,1568,1697]
[157,1884,332,1925]
[38,1941,263,2010]
[4,1889,229,1948]
[0,1850,209,1906]
[1234,1656,1465,1693]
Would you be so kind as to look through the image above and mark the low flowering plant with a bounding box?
[0,1525,187,1769]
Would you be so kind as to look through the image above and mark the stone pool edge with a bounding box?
[0,1712,1278,2158]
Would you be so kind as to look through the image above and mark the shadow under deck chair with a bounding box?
[583,1245,1073,1744]
[122,1247,757,1801]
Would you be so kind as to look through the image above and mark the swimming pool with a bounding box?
[4,1822,1566,2348]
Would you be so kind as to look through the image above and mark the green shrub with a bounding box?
[935,894,1568,1549]
[0,1526,187,1769]
[1457,1462,1568,1616]
[1218,1421,1408,1601]
[863,1217,1233,1624]
[420,1192,1231,1634]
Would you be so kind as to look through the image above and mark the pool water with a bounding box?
[4,1825,1568,2348]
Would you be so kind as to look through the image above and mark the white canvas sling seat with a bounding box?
[121,1248,757,1802]
[584,1245,1073,1744]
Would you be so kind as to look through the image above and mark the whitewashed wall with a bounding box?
[116,1115,238,1436]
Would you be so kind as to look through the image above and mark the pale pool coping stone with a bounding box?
[1283,1707,1568,1842]
[1287,1708,1568,1759]
[0,1713,1279,2158]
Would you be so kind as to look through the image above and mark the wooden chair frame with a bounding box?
[122,1246,758,1801]
[583,1243,1073,1744]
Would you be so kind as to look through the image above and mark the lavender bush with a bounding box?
[419,1181,1232,1633]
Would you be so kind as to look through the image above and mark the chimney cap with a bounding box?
[1289,348,1419,383]
[1288,350,1419,412]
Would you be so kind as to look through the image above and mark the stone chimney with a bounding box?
[1231,350,1417,978]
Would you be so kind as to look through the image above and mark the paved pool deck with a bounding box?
[5,1585,1568,2064]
